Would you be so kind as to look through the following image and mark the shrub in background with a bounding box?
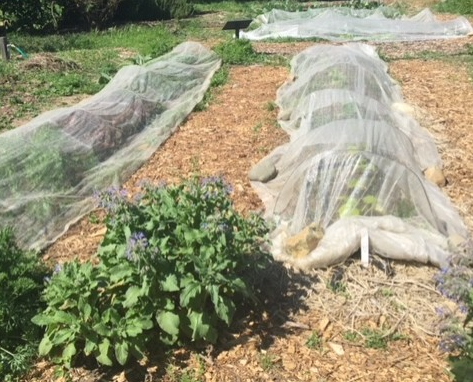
[0,228,49,381]
[0,0,65,32]
[68,0,128,29]
[0,0,192,33]
[33,177,272,369]
[116,0,193,21]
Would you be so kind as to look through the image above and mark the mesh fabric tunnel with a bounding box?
[0,42,221,250]
[251,43,469,269]
[241,7,473,41]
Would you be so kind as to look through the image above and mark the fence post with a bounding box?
[0,21,9,61]
[0,37,9,61]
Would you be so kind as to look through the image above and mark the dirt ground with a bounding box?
[23,3,473,382]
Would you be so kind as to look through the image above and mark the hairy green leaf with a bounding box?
[161,274,179,292]
[97,339,113,366]
[38,336,53,356]
[62,342,77,367]
[180,281,203,308]
[188,311,217,343]
[157,311,180,336]
[115,341,129,366]
[214,295,235,326]
[123,286,142,308]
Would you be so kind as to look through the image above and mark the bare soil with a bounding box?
[21,4,473,382]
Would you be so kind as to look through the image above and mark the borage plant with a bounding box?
[33,176,272,369]
[434,245,473,381]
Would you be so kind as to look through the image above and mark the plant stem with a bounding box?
[0,345,16,357]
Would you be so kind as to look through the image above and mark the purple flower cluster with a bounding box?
[218,223,229,232]
[201,176,222,186]
[435,250,473,356]
[435,265,473,304]
[201,176,233,195]
[439,332,468,353]
[125,232,149,261]
[53,263,63,275]
[95,187,129,214]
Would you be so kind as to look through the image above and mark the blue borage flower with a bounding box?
[125,232,149,261]
[200,176,221,186]
[435,265,473,303]
[200,176,233,195]
[439,333,469,353]
[136,178,151,188]
[53,263,63,275]
[435,306,449,318]
[218,223,229,232]
[95,186,129,214]
[435,251,473,358]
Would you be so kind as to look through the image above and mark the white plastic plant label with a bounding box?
[361,228,369,268]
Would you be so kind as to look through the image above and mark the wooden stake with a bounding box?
[0,36,9,61]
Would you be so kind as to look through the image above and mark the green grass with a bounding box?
[260,352,279,371]
[10,24,180,56]
[436,0,473,15]
[194,65,229,111]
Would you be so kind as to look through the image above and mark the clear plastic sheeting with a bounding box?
[0,42,221,250]
[241,7,473,41]
[251,44,468,269]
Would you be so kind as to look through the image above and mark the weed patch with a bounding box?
[0,228,49,381]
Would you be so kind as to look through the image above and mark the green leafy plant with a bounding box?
[346,0,381,10]
[32,177,272,369]
[0,228,49,381]
[265,101,277,112]
[360,327,408,350]
[131,54,153,65]
[361,328,387,349]
[260,352,278,371]
[194,66,229,112]
[214,39,259,65]
[306,331,323,350]
[343,330,361,343]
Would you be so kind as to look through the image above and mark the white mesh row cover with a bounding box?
[251,44,469,269]
[241,7,473,41]
[0,42,221,250]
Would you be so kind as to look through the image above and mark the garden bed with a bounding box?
[35,49,473,380]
